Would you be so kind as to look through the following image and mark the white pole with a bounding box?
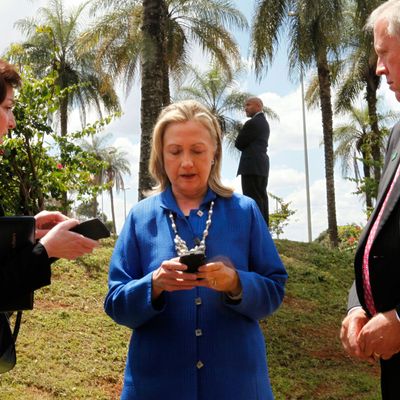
[300,70,312,242]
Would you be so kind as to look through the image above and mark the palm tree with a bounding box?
[304,0,387,206]
[104,147,131,234]
[13,0,120,138]
[82,0,247,198]
[81,133,131,232]
[85,0,246,101]
[334,104,394,211]
[335,0,385,185]
[138,0,166,200]
[176,62,279,152]
[11,0,120,212]
[81,133,113,217]
[251,0,345,246]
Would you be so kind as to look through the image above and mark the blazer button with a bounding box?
[196,360,204,369]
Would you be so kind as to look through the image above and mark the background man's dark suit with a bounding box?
[348,122,400,398]
[235,112,270,224]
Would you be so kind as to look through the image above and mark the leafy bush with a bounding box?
[315,223,363,252]
[268,193,296,239]
[0,67,115,215]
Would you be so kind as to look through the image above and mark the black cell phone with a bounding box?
[70,218,111,240]
[179,251,207,273]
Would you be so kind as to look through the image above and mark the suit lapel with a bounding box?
[356,123,400,249]
[373,144,400,239]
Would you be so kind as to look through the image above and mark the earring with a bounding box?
[211,159,215,165]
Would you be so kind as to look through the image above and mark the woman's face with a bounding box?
[163,120,216,201]
[0,85,16,143]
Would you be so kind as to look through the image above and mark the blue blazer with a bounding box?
[105,188,287,400]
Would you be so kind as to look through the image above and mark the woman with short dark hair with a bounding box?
[0,59,99,373]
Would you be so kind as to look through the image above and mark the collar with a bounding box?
[160,186,217,216]
[252,111,264,118]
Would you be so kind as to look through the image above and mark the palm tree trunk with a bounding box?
[92,195,98,217]
[365,69,382,199]
[60,95,68,138]
[161,1,170,107]
[361,149,373,210]
[60,93,69,213]
[25,138,44,212]
[317,52,339,247]
[162,59,170,106]
[109,187,117,234]
[139,0,166,200]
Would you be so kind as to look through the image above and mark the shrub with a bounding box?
[315,223,363,252]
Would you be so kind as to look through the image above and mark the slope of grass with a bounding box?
[269,240,380,399]
[0,239,380,399]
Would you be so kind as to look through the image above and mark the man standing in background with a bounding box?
[235,97,270,225]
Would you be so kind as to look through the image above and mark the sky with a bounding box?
[1,0,400,241]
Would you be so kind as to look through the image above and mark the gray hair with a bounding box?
[366,0,400,36]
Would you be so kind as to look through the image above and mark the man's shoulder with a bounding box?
[392,120,400,133]
[253,113,269,129]
[387,120,400,144]
[245,113,266,125]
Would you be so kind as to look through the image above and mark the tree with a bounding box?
[85,0,246,101]
[334,103,394,211]
[0,67,112,216]
[81,133,131,232]
[268,193,296,239]
[103,147,131,234]
[251,0,345,246]
[306,1,386,194]
[82,0,247,198]
[176,62,249,134]
[13,0,120,137]
[330,0,385,186]
[81,133,114,217]
[138,0,166,200]
[10,0,120,212]
[176,61,279,152]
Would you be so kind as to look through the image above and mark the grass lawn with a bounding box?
[0,238,380,399]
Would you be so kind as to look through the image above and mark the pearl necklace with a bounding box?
[168,201,214,256]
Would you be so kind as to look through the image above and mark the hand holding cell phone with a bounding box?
[179,251,207,273]
[70,218,111,240]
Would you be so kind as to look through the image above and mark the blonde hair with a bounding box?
[148,100,233,198]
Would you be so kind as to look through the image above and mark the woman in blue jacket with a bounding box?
[105,100,287,400]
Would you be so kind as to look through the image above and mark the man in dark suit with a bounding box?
[340,2,400,398]
[235,97,270,224]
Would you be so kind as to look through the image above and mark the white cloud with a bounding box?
[269,167,305,191]
[277,176,366,241]
[259,89,323,154]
